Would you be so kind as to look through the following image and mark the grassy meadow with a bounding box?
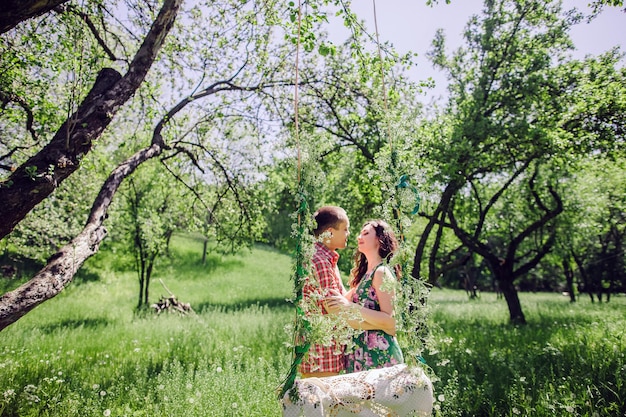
[0,234,624,416]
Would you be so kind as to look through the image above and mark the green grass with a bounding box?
[0,234,624,416]
[425,291,626,416]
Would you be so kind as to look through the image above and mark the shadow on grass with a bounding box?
[195,296,292,313]
[166,250,246,276]
[73,267,101,284]
[39,317,111,334]
[0,253,44,293]
[0,253,103,293]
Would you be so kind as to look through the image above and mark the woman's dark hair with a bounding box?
[312,206,348,237]
[349,220,401,288]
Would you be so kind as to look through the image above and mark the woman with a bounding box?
[325,219,404,373]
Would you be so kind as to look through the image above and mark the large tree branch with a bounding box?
[0,0,183,240]
[507,180,563,257]
[511,230,557,279]
[412,180,461,280]
[0,0,69,34]
[470,156,536,240]
[0,139,165,331]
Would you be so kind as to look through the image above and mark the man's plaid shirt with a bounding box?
[300,242,345,374]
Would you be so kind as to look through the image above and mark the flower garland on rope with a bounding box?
[277,131,436,401]
[278,0,436,402]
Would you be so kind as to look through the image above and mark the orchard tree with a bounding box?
[412,0,626,324]
[114,160,194,309]
[0,0,183,330]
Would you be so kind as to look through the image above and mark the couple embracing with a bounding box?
[300,205,404,378]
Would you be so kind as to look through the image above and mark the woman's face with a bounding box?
[357,223,379,255]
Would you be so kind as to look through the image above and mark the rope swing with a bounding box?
[279,1,434,415]
[278,0,310,400]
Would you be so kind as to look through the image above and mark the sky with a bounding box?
[328,0,626,102]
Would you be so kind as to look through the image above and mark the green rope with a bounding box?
[278,188,311,400]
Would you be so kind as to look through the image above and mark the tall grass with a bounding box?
[0,234,624,416]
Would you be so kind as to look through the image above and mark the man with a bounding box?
[299,205,350,378]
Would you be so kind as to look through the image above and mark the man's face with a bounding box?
[328,220,350,250]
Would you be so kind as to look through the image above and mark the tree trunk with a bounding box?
[202,239,208,265]
[0,0,183,240]
[562,258,576,303]
[144,253,158,306]
[137,267,145,309]
[497,277,526,325]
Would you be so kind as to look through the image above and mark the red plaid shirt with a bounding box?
[300,242,345,374]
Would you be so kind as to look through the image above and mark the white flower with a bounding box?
[103,409,111,417]
[216,367,223,373]
[437,394,445,402]
[188,398,195,404]
[512,407,520,414]
[100,391,107,397]
[232,402,238,409]
[92,384,100,390]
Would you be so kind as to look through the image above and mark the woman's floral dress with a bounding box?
[344,266,404,373]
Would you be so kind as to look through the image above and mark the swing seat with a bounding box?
[281,363,434,417]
